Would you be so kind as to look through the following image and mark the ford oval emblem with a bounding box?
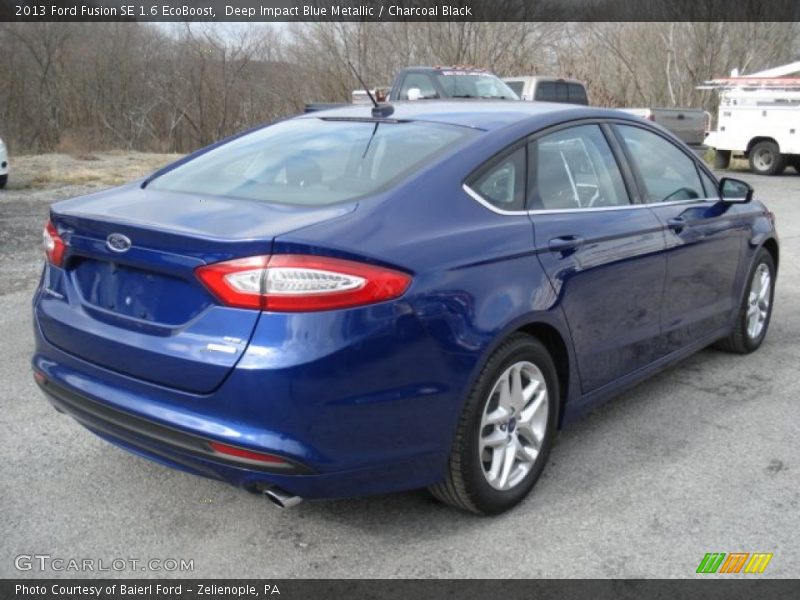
[106,233,132,253]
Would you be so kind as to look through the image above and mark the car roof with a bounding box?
[296,100,640,132]
[401,66,491,73]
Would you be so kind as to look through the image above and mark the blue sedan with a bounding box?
[32,101,778,514]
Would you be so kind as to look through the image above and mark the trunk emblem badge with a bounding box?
[106,233,132,253]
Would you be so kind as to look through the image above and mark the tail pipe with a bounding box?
[262,486,303,509]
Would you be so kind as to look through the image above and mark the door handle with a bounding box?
[667,217,687,232]
[548,235,585,253]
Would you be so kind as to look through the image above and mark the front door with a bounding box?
[528,124,667,393]
[613,123,745,352]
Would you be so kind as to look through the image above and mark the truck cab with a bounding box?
[502,76,589,105]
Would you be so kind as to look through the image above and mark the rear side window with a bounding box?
[535,81,569,103]
[399,73,438,100]
[568,83,588,105]
[534,82,557,102]
[617,125,704,203]
[467,147,526,211]
[529,125,629,210]
[149,119,475,205]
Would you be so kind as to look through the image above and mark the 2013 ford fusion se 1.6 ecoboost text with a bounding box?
[32,101,778,514]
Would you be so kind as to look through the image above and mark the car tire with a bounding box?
[429,333,559,515]
[714,248,775,354]
[0,174,6,189]
[790,156,800,173]
[748,141,786,176]
[713,150,731,170]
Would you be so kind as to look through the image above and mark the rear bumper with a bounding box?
[33,371,441,499]
[32,306,457,499]
[35,375,313,475]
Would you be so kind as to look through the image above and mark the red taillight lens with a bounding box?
[208,441,290,466]
[43,220,66,267]
[195,256,270,310]
[196,254,411,312]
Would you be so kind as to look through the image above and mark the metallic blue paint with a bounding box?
[32,102,779,500]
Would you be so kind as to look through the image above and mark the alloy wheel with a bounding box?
[746,263,771,340]
[479,361,548,491]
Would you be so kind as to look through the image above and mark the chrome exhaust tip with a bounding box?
[262,487,302,509]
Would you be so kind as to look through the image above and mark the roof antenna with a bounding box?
[348,60,394,118]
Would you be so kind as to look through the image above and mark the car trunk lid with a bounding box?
[36,185,355,393]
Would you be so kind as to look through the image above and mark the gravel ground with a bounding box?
[0,156,798,578]
[0,153,180,296]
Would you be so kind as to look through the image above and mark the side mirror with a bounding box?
[406,87,422,101]
[719,177,753,203]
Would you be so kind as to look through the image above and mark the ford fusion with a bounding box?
[32,102,778,514]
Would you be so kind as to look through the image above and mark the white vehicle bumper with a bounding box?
[0,141,8,176]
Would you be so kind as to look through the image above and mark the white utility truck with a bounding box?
[702,61,800,175]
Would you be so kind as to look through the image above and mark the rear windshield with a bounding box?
[534,81,588,105]
[435,72,519,100]
[148,118,476,205]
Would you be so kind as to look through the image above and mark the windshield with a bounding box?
[148,119,476,205]
[435,72,520,100]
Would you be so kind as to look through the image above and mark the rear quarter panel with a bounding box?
[271,129,580,454]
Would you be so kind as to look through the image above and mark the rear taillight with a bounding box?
[43,220,66,267]
[196,254,411,312]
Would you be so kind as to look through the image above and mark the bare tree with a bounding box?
[0,21,797,155]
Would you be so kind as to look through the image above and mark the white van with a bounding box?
[503,76,589,105]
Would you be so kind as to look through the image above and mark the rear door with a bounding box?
[528,123,667,393]
[612,123,745,352]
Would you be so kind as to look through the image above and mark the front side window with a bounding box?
[529,125,629,210]
[617,124,704,203]
[467,147,526,211]
[568,83,588,105]
[149,119,475,206]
